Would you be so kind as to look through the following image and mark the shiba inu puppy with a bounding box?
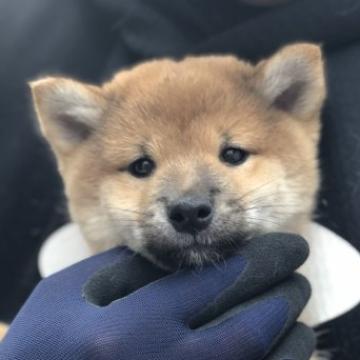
[31,43,325,358]
[30,43,325,268]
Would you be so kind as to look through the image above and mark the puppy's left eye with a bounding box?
[128,157,155,178]
[220,147,249,166]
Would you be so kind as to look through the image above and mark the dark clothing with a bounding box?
[1,0,360,357]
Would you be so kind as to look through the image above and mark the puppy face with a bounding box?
[31,44,325,270]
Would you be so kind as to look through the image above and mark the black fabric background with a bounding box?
[0,0,359,357]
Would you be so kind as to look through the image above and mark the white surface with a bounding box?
[38,223,92,278]
[39,222,360,326]
[299,222,360,325]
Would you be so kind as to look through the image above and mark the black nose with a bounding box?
[167,198,213,234]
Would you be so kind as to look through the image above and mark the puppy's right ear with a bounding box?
[30,77,106,158]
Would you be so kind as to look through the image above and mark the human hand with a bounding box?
[1,233,314,360]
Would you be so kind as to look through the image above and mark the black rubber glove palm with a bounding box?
[84,232,315,359]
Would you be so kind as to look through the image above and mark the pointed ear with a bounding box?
[254,43,326,119]
[30,77,106,157]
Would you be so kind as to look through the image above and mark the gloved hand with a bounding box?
[0,233,315,360]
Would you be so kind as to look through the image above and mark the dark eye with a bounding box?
[220,147,249,166]
[128,157,155,178]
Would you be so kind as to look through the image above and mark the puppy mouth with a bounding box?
[144,233,246,271]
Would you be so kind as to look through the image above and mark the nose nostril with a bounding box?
[197,206,212,219]
[169,211,185,223]
[167,200,213,233]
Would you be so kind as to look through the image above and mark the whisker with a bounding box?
[225,164,309,205]
[244,203,304,212]
[244,217,282,226]
[238,186,307,205]
[103,206,149,216]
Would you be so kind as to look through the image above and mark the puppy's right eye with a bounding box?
[128,157,155,178]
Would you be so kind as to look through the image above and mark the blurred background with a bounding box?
[1,0,360,358]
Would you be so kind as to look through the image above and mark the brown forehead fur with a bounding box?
[89,56,311,167]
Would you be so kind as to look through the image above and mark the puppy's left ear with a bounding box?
[254,43,326,120]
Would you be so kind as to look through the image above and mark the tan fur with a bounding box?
[31,43,325,261]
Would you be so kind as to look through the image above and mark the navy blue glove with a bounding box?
[0,233,315,360]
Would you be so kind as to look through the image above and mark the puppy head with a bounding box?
[31,43,325,270]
